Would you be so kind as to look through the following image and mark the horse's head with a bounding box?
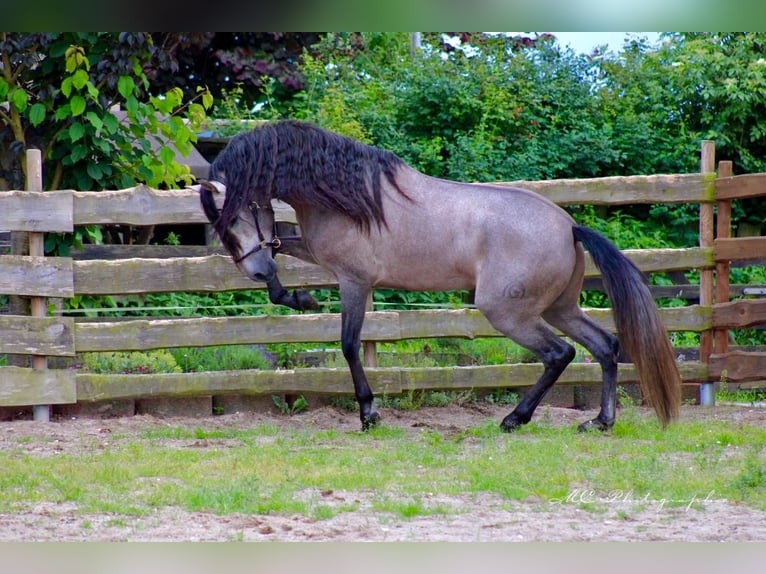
[198,180,280,283]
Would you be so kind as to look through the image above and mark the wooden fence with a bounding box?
[2,143,765,417]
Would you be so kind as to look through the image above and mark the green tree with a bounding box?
[1,32,212,193]
[1,33,213,255]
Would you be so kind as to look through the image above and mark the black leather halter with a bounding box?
[232,201,282,263]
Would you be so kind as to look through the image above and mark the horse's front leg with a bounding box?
[265,275,319,311]
[339,280,378,430]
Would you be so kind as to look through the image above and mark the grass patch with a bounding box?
[1,412,765,522]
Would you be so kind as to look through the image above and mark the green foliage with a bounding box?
[169,345,274,372]
[2,33,212,191]
[79,350,181,374]
[1,33,213,258]
[271,394,309,415]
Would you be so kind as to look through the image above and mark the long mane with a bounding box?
[203,120,408,234]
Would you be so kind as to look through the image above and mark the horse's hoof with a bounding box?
[361,411,380,431]
[500,413,525,433]
[577,418,613,433]
[296,290,320,310]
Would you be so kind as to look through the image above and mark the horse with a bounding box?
[199,120,682,432]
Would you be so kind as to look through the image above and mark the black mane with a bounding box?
[202,120,407,235]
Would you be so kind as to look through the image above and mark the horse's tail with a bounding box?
[572,225,681,426]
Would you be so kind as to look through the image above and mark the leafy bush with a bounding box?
[79,350,181,374]
[170,345,274,372]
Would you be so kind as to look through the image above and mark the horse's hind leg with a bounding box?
[338,279,379,430]
[544,307,620,431]
[478,304,576,431]
[500,325,576,431]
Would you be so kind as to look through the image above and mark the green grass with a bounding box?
[1,410,764,523]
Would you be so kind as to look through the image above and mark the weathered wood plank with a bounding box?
[75,360,709,402]
[0,316,75,356]
[584,247,713,276]
[72,254,337,295]
[76,369,403,400]
[713,299,766,330]
[490,173,715,205]
[74,312,401,352]
[70,247,710,296]
[397,307,711,339]
[400,361,708,389]
[0,255,74,297]
[72,187,297,225]
[0,367,77,406]
[582,306,712,333]
[0,190,73,232]
[74,306,711,353]
[715,173,766,201]
[709,351,766,382]
[714,237,766,263]
[73,187,207,225]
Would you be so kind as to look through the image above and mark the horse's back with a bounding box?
[300,168,580,294]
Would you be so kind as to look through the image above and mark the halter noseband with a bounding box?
[232,200,282,263]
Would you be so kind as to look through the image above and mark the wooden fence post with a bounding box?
[699,141,716,405]
[26,149,51,421]
[715,161,733,367]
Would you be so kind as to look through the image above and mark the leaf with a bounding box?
[0,77,8,99]
[85,111,103,130]
[95,138,112,154]
[70,144,88,163]
[118,76,135,99]
[69,122,85,143]
[86,81,99,98]
[55,104,71,120]
[165,87,183,108]
[29,103,46,127]
[125,94,138,115]
[72,69,90,90]
[102,113,119,134]
[70,95,86,116]
[159,145,176,165]
[61,76,73,98]
[10,88,28,112]
[202,89,214,110]
[86,162,103,180]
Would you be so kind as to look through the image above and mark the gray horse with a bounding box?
[200,120,681,432]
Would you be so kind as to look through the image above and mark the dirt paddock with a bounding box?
[1,402,765,542]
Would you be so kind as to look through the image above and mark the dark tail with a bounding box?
[573,225,681,426]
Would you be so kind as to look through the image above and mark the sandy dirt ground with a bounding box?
[1,403,765,542]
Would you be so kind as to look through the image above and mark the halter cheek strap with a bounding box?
[232,201,282,264]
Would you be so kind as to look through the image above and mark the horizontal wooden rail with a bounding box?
[0,367,76,406]
[71,254,336,294]
[0,358,711,407]
[709,351,766,383]
[64,248,715,296]
[492,173,715,205]
[0,255,75,298]
[73,188,297,226]
[0,316,75,356]
[0,190,73,232]
[714,173,766,201]
[71,306,712,353]
[714,236,766,263]
[712,298,766,330]
[74,361,710,403]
